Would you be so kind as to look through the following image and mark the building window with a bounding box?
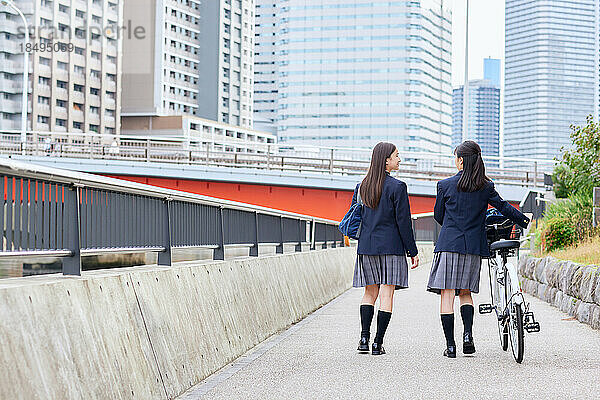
[73,121,82,129]
[57,80,67,89]
[37,115,49,124]
[56,118,66,127]
[56,99,66,108]
[38,96,50,105]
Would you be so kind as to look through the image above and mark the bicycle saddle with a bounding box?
[490,239,521,251]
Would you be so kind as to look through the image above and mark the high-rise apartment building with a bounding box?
[452,59,500,158]
[0,0,122,134]
[484,57,500,88]
[504,0,598,159]
[452,80,500,158]
[254,0,453,152]
[122,0,255,129]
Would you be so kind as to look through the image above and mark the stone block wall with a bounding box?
[519,255,600,330]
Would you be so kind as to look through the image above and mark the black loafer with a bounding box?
[372,342,386,356]
[463,333,475,355]
[357,337,369,353]
[443,345,456,358]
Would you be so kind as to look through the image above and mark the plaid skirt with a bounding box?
[427,252,482,294]
[353,254,409,290]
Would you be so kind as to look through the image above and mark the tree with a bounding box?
[553,115,600,198]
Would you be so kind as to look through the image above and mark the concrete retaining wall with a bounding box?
[0,248,356,400]
[519,255,600,330]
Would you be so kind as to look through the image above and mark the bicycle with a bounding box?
[478,211,540,363]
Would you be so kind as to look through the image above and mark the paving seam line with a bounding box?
[177,289,353,399]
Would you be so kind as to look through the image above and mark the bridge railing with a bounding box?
[412,212,440,244]
[0,158,344,276]
[0,130,555,189]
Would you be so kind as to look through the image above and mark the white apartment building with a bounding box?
[254,0,453,152]
[0,0,122,135]
[122,0,255,130]
[504,0,599,159]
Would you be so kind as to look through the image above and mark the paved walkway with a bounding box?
[180,261,600,399]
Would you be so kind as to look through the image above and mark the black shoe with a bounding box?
[357,337,369,353]
[372,342,386,356]
[443,345,456,358]
[463,332,475,355]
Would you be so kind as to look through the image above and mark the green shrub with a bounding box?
[553,115,600,198]
[543,192,594,241]
[541,217,577,252]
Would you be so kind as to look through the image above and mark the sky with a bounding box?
[450,0,505,88]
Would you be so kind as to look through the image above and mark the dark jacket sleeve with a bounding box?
[394,182,418,257]
[488,182,530,228]
[433,181,445,226]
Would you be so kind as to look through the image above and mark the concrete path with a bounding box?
[179,260,600,400]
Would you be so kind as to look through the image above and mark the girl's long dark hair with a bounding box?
[455,140,490,192]
[360,142,396,208]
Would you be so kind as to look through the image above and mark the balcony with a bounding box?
[164,77,198,91]
[167,61,198,76]
[55,86,69,98]
[3,62,24,74]
[166,14,200,32]
[71,90,84,103]
[165,45,200,60]
[2,101,22,114]
[0,38,21,53]
[0,78,20,93]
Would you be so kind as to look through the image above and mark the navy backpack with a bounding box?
[339,187,363,239]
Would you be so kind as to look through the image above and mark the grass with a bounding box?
[545,235,600,265]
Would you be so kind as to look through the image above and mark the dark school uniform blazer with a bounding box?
[433,171,530,257]
[351,174,418,257]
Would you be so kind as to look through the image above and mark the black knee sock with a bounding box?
[360,304,375,339]
[441,314,455,347]
[374,310,392,344]
[460,304,474,336]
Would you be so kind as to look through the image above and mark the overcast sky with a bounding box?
[451,0,505,88]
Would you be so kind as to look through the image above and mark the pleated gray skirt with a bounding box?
[353,254,409,290]
[427,252,482,295]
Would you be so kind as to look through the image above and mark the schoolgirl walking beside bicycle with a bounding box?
[427,141,530,358]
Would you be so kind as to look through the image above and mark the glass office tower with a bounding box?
[254,0,453,153]
[504,0,598,159]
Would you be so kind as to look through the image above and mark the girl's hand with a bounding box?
[410,255,420,269]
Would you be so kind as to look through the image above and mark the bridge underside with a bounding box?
[106,174,436,221]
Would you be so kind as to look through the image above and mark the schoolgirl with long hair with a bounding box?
[351,142,420,355]
[428,140,530,358]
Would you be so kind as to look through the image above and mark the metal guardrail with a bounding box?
[412,212,440,244]
[0,131,556,188]
[0,158,344,276]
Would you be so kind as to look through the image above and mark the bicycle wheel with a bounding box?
[505,270,524,363]
[488,259,508,350]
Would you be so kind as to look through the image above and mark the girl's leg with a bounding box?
[373,285,394,348]
[440,289,456,356]
[359,285,379,341]
[458,289,475,353]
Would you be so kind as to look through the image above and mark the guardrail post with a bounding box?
[310,219,316,250]
[276,216,284,254]
[329,148,334,174]
[145,139,151,162]
[213,206,225,260]
[295,219,302,252]
[63,184,82,276]
[250,211,259,256]
[593,187,600,228]
[205,143,210,166]
[322,223,328,249]
[533,162,538,187]
[331,225,337,248]
[266,145,271,170]
[158,197,172,266]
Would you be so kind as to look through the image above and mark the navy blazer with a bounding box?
[351,174,418,257]
[434,171,530,257]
